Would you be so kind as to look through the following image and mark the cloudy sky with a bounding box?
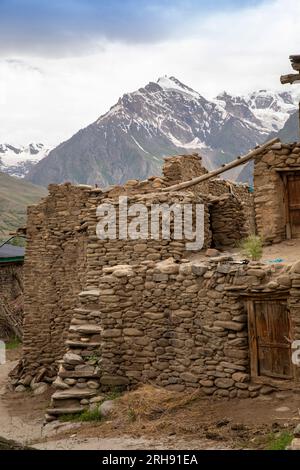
[0,0,299,146]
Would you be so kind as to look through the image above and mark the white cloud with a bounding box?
[0,0,299,146]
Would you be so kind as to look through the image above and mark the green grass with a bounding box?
[5,337,21,350]
[239,235,263,261]
[266,432,293,450]
[106,387,124,400]
[60,407,103,423]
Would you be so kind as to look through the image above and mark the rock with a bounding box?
[214,321,244,331]
[246,268,266,278]
[214,378,234,389]
[53,377,70,390]
[290,438,300,450]
[232,372,249,383]
[277,274,292,287]
[99,400,115,417]
[87,380,100,389]
[15,385,26,393]
[275,406,290,412]
[191,263,208,276]
[63,353,83,365]
[52,389,96,400]
[216,263,231,274]
[200,379,214,387]
[180,372,198,383]
[260,386,274,395]
[123,328,143,336]
[293,424,300,437]
[90,396,105,404]
[19,375,33,386]
[100,375,129,386]
[205,248,220,257]
[291,260,300,274]
[156,258,179,274]
[33,382,49,395]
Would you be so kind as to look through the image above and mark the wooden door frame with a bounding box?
[277,170,300,240]
[245,293,297,386]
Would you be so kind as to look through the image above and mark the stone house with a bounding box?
[254,141,300,243]
[10,148,300,418]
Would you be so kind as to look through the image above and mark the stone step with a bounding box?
[47,407,85,416]
[69,324,102,334]
[66,340,101,348]
[59,370,100,379]
[52,388,97,400]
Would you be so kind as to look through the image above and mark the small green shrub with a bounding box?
[266,432,293,450]
[239,235,263,261]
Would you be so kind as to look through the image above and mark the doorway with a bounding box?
[282,172,300,239]
[247,298,292,380]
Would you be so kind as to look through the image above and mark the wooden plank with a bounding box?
[288,174,300,238]
[280,73,300,84]
[282,174,292,240]
[247,300,258,378]
[160,137,280,192]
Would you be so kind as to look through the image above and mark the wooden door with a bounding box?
[287,174,300,238]
[248,300,292,379]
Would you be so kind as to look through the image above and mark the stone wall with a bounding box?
[210,194,248,248]
[18,184,90,381]
[254,141,300,244]
[15,153,255,390]
[45,256,300,417]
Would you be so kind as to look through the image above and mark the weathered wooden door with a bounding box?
[287,174,300,238]
[248,300,292,379]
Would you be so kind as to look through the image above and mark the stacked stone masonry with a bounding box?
[254,141,300,244]
[47,257,300,417]
[12,153,260,413]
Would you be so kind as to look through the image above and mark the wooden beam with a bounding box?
[280,73,300,85]
[160,137,280,193]
[290,55,300,71]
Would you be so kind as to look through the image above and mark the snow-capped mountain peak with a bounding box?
[157,76,201,100]
[0,143,50,178]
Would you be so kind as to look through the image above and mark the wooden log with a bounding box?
[280,73,300,84]
[160,137,280,193]
[290,55,300,71]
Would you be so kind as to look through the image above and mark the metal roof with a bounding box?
[0,243,25,264]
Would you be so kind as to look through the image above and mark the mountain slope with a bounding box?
[26,77,298,187]
[0,143,49,178]
[0,172,47,240]
[271,111,299,143]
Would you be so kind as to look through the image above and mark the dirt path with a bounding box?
[0,359,45,445]
[0,357,229,450]
[1,355,299,450]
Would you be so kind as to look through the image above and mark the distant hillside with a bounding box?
[0,172,47,241]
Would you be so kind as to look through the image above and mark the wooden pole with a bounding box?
[160,137,280,193]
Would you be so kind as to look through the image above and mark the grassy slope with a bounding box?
[0,172,47,240]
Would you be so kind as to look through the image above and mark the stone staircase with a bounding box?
[46,289,104,420]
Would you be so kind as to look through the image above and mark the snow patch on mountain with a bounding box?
[0,143,49,178]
